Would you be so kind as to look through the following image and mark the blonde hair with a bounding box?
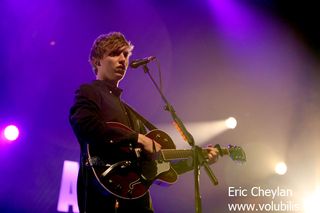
[89,32,134,74]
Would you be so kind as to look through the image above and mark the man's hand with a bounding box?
[206,144,219,164]
[137,134,161,154]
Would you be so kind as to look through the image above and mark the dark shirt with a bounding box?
[69,80,193,213]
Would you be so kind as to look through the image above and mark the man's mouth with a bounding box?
[115,66,125,74]
[117,65,125,69]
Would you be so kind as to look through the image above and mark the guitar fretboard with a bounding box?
[160,148,230,161]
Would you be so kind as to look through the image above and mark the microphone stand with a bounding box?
[141,65,218,213]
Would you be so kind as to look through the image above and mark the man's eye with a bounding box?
[123,52,129,58]
[109,51,120,57]
[109,50,130,58]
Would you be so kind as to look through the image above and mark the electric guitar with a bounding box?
[87,122,246,199]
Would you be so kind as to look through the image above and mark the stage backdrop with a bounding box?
[1,1,319,212]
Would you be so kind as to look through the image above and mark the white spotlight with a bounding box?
[3,125,20,141]
[225,117,237,129]
[274,162,287,175]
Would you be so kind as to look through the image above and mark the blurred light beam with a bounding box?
[157,117,237,148]
[304,187,320,213]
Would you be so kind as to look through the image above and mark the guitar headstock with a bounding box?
[215,144,246,163]
[227,144,246,163]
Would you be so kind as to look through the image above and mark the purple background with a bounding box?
[1,1,319,212]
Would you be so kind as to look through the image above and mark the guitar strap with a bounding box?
[124,103,158,131]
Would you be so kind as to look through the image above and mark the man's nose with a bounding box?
[119,53,126,61]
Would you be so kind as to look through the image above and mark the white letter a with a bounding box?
[57,160,79,213]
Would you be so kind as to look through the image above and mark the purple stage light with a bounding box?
[3,125,20,141]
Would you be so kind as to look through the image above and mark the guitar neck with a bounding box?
[160,148,229,161]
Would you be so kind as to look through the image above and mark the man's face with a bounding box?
[96,46,131,85]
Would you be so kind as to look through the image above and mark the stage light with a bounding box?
[225,117,237,129]
[158,117,238,148]
[274,162,287,175]
[3,125,20,141]
[304,187,320,213]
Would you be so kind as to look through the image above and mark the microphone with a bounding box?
[130,56,156,68]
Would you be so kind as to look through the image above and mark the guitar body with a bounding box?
[87,122,178,200]
[87,122,247,200]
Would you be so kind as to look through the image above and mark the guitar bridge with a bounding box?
[87,156,111,167]
[135,148,142,158]
[101,161,132,177]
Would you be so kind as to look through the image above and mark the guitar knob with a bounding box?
[115,184,122,191]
